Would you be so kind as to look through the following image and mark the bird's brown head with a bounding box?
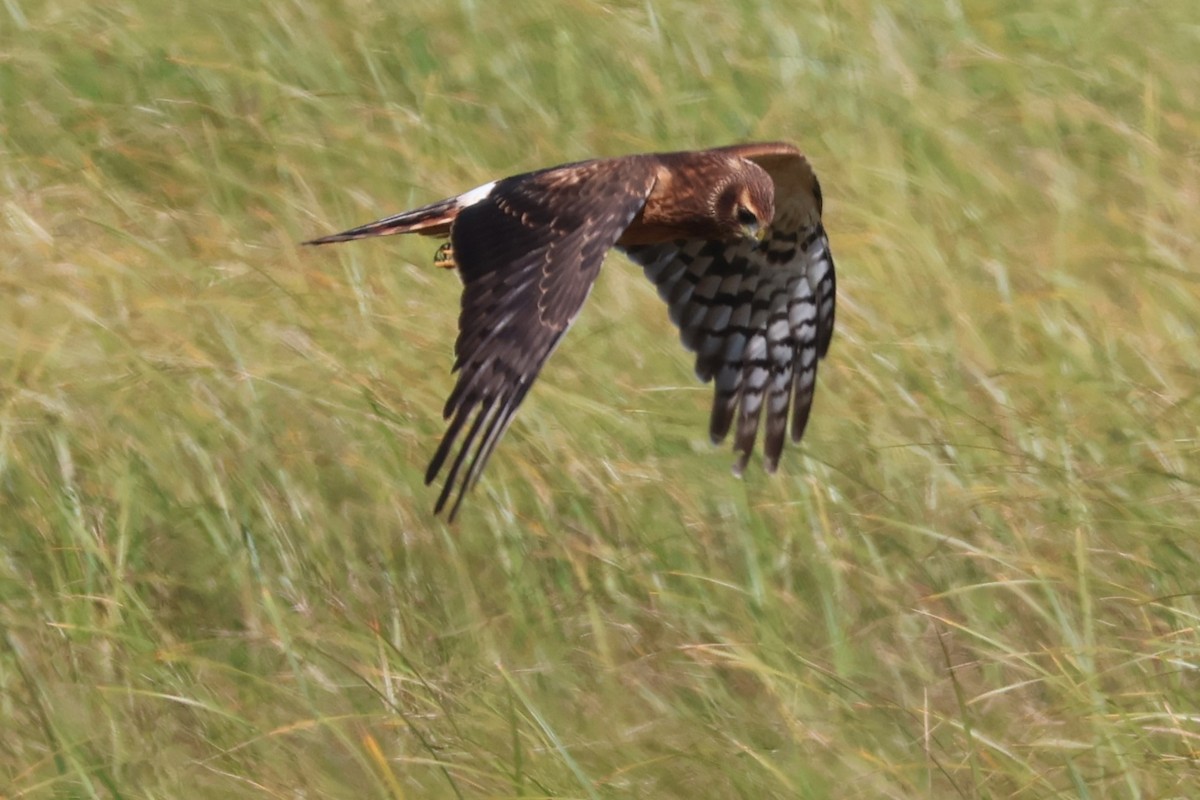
[711,159,775,241]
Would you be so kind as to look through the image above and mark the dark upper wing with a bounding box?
[428,157,658,518]
[619,142,835,475]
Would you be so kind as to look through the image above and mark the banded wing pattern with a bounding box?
[621,215,835,474]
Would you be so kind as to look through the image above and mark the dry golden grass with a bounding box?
[2,1,1198,796]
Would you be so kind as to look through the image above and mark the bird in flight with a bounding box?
[306,142,836,518]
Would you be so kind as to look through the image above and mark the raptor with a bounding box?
[306,142,836,518]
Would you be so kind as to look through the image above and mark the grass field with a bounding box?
[3,0,1199,796]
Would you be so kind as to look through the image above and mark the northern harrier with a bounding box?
[306,142,836,518]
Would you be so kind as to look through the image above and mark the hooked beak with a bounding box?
[740,220,768,243]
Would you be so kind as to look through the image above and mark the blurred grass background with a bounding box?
[2,0,1198,796]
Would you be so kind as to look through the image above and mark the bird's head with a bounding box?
[712,160,775,242]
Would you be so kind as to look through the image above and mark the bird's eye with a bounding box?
[736,206,758,226]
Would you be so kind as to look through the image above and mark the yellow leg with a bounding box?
[433,242,457,270]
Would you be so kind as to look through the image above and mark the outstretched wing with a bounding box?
[429,158,658,518]
[620,142,835,475]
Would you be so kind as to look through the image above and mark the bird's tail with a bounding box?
[304,197,459,245]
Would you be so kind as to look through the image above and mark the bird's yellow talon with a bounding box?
[433,242,457,270]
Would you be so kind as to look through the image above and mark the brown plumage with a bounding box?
[306,142,836,518]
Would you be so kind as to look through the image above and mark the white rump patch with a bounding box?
[457,180,497,207]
